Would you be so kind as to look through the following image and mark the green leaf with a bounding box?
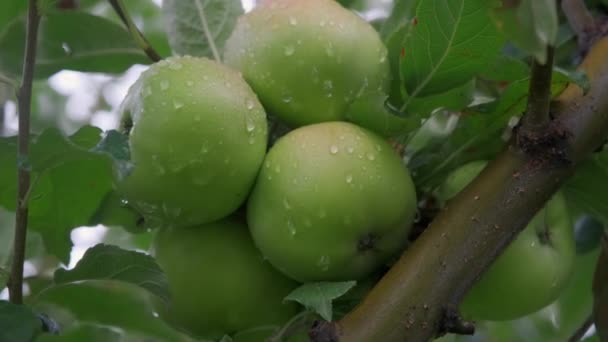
[54,244,169,304]
[553,67,590,95]
[0,11,149,78]
[0,126,114,262]
[0,2,26,34]
[564,150,608,225]
[92,130,130,161]
[89,192,145,234]
[31,280,192,342]
[36,323,121,342]
[380,0,419,39]
[28,127,103,172]
[31,159,113,262]
[479,55,530,82]
[492,0,558,63]
[409,71,570,190]
[401,0,503,97]
[0,301,43,342]
[284,281,357,321]
[404,79,475,115]
[162,0,243,59]
[345,91,420,138]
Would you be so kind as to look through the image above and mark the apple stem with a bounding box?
[8,0,40,304]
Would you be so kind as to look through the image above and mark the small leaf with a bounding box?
[284,281,357,321]
[0,301,43,342]
[162,0,243,60]
[0,11,149,78]
[92,130,130,161]
[54,244,169,304]
[401,0,503,97]
[553,67,590,95]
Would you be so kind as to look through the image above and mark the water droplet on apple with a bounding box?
[160,80,169,91]
[245,117,256,132]
[317,255,330,271]
[284,45,295,56]
[287,220,297,237]
[173,100,184,109]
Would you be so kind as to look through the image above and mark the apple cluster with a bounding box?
[115,0,416,339]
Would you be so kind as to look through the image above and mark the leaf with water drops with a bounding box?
[162,0,243,60]
[0,11,149,79]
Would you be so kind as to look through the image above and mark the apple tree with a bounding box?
[0,0,607,341]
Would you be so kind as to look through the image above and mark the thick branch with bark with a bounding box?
[313,37,608,342]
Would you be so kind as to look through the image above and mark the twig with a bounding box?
[568,315,594,342]
[439,306,475,336]
[9,0,41,304]
[107,0,162,62]
[523,46,555,128]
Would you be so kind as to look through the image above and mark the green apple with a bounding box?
[152,218,300,339]
[116,56,267,228]
[224,0,389,127]
[232,328,309,342]
[247,122,417,282]
[437,161,576,321]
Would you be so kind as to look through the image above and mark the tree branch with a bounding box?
[107,0,162,62]
[317,37,608,342]
[9,0,41,304]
